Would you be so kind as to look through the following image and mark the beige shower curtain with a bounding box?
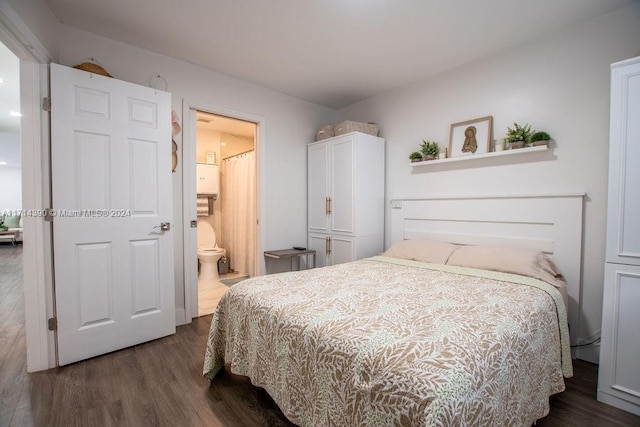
[221,151,256,277]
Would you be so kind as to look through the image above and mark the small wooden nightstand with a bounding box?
[264,249,316,271]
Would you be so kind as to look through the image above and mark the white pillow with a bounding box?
[446,245,565,289]
[382,240,459,265]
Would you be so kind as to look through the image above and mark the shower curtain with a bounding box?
[221,151,256,277]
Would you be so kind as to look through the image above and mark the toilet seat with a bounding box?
[197,246,225,256]
[196,220,225,279]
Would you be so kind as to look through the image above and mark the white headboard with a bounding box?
[389,194,584,344]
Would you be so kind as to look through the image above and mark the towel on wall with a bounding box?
[197,197,211,216]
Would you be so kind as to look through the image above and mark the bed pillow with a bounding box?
[382,239,460,265]
[446,245,564,288]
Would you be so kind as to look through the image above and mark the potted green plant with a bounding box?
[506,123,533,149]
[530,131,551,147]
[409,151,423,162]
[421,140,440,160]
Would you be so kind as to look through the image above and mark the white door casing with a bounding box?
[51,63,175,365]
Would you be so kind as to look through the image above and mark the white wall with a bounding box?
[53,25,335,318]
[0,166,21,211]
[4,0,60,59]
[337,3,640,362]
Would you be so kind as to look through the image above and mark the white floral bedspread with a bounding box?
[204,256,572,426]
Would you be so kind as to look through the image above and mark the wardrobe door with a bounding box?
[308,233,329,268]
[330,137,355,235]
[598,263,640,414]
[308,142,330,234]
[606,59,640,266]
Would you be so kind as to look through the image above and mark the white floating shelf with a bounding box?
[410,145,549,168]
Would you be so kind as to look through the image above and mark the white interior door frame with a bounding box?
[0,3,55,371]
[181,99,265,323]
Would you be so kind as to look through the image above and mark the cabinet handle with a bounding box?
[326,197,332,215]
[326,236,332,255]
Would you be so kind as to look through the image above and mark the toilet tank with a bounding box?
[197,163,220,196]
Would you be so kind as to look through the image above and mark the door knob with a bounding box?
[154,222,171,231]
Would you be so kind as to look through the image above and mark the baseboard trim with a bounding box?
[597,390,640,416]
[574,329,601,364]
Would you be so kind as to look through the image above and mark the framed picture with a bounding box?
[205,151,216,164]
[448,116,493,158]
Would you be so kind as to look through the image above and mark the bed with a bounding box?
[203,194,584,426]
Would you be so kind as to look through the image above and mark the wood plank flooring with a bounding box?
[2,244,639,426]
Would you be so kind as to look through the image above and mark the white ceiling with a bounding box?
[45,0,633,109]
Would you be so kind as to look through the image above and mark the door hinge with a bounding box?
[44,208,54,222]
[48,317,57,331]
[190,220,197,228]
[42,96,51,112]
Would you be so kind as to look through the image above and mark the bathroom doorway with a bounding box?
[193,111,257,316]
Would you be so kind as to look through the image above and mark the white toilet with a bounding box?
[197,221,225,280]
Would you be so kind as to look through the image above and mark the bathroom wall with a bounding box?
[221,134,254,159]
[196,128,222,249]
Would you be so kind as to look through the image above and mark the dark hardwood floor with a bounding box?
[1,244,639,426]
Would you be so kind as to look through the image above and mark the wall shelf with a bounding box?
[410,145,549,168]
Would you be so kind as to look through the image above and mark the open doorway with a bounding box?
[194,111,257,316]
[0,18,56,371]
[0,41,23,243]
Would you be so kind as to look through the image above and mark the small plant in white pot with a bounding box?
[421,140,440,160]
[530,131,551,147]
[409,151,423,162]
[506,123,533,149]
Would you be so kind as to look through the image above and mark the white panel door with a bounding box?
[308,142,330,233]
[331,235,355,266]
[331,138,354,234]
[307,233,354,267]
[308,233,329,268]
[51,63,175,366]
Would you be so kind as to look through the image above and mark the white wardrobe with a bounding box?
[307,132,385,267]
[597,56,640,416]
